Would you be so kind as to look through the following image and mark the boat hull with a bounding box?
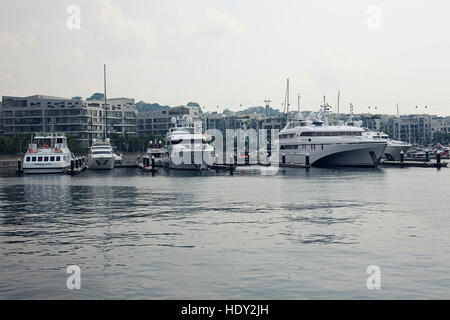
[278,142,387,167]
[23,166,69,174]
[88,156,115,170]
[384,144,411,161]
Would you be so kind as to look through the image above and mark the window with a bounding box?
[26,157,30,162]
[44,156,49,161]
[56,156,61,161]
[32,157,37,162]
[38,157,43,162]
[50,156,55,161]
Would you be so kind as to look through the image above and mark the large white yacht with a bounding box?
[276,119,387,167]
[363,130,411,161]
[88,138,115,170]
[22,134,72,174]
[164,118,215,170]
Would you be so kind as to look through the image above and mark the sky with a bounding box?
[1,0,450,115]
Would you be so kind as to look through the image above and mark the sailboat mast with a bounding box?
[337,90,340,115]
[104,64,107,140]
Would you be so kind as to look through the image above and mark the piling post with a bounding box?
[437,152,441,167]
[425,151,429,162]
[71,159,74,174]
[400,150,404,163]
[305,153,310,168]
[151,156,155,170]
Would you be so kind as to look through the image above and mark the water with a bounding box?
[0,166,450,299]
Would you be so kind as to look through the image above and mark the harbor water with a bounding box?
[0,166,450,299]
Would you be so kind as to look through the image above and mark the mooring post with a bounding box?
[305,153,310,168]
[437,152,441,167]
[151,156,155,170]
[400,150,404,163]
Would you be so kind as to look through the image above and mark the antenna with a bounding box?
[104,64,107,140]
[297,93,301,113]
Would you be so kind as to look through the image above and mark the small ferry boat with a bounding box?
[88,138,115,170]
[22,134,72,174]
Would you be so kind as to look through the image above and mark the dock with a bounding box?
[65,157,87,175]
[279,163,310,169]
[380,160,447,168]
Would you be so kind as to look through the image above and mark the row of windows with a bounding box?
[26,156,64,162]
[281,144,324,150]
[300,131,362,137]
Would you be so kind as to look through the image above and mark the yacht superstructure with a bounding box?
[22,134,72,174]
[276,120,387,167]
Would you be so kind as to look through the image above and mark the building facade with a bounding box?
[136,106,201,136]
[1,95,135,147]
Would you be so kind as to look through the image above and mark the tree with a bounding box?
[433,130,450,145]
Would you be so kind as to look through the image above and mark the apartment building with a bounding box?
[1,95,135,147]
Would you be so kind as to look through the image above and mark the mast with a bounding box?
[104,64,107,140]
[396,102,401,141]
[337,90,340,115]
[297,93,301,113]
[283,78,290,124]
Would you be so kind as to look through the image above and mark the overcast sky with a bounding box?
[1,0,450,115]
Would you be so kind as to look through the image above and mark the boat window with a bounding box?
[171,140,181,145]
[44,156,49,161]
[93,151,112,155]
[331,132,339,136]
[26,157,30,162]
[57,138,63,144]
[50,156,55,161]
[38,157,43,162]
[322,132,331,136]
[56,156,61,161]
[32,157,36,162]
[300,132,313,137]
[315,132,323,136]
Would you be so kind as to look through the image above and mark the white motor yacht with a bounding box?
[144,140,165,167]
[22,134,72,174]
[88,138,115,170]
[163,118,215,170]
[276,119,387,167]
[364,130,411,161]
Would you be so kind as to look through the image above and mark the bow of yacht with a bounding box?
[88,138,115,170]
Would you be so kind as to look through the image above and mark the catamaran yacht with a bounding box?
[276,119,387,167]
[22,134,72,174]
[363,130,411,161]
[88,138,115,170]
[164,118,215,170]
